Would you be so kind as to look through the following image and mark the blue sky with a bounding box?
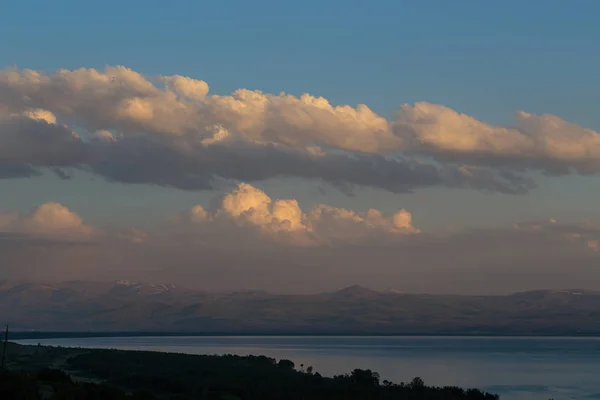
[2,0,600,230]
[3,0,599,122]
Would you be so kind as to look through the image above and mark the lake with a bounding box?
[15,335,600,400]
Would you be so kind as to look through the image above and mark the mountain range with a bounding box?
[2,280,600,335]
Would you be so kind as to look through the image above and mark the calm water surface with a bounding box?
[16,336,600,400]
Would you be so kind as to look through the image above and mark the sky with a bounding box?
[1,0,600,294]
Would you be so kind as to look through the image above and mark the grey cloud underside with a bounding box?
[86,137,534,194]
[0,117,83,178]
[0,163,40,178]
[415,149,597,177]
[0,117,90,166]
[0,115,535,194]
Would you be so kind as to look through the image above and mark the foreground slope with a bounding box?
[4,342,499,400]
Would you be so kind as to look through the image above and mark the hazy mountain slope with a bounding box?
[1,281,600,334]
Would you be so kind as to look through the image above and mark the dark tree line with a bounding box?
[1,368,156,400]
[62,349,500,400]
[0,342,504,400]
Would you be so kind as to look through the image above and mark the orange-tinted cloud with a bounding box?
[3,66,600,194]
[0,202,95,240]
[175,183,418,246]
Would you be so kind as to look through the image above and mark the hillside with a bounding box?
[2,280,600,335]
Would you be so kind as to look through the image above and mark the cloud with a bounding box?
[176,187,600,251]
[205,90,400,153]
[0,106,95,178]
[0,66,163,134]
[0,202,96,240]
[1,210,599,294]
[20,108,57,124]
[0,202,148,245]
[0,112,89,166]
[160,75,209,100]
[0,195,597,294]
[0,68,530,194]
[92,129,117,143]
[1,66,599,194]
[0,184,418,248]
[88,133,533,194]
[394,102,600,174]
[0,66,398,151]
[0,163,40,179]
[175,183,418,246]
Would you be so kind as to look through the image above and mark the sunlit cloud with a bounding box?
[174,183,418,247]
[0,202,96,240]
[0,199,598,294]
[13,65,599,194]
[394,103,600,174]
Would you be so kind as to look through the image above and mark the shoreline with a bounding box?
[7,335,597,399]
[3,342,501,400]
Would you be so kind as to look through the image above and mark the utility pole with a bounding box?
[1,325,8,369]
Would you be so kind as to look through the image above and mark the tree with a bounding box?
[349,369,380,387]
[277,359,295,370]
[410,376,425,388]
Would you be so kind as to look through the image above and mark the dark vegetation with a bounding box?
[2,343,499,399]
[0,368,155,399]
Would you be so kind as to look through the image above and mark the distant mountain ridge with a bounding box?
[2,280,600,335]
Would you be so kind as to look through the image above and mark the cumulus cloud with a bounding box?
[0,113,89,166]
[0,66,162,132]
[0,202,96,240]
[0,195,598,294]
[160,75,209,100]
[205,90,399,153]
[0,67,530,194]
[20,109,57,124]
[394,102,600,174]
[0,202,150,245]
[176,183,418,246]
[86,128,533,194]
[1,66,599,193]
[92,129,117,143]
[1,210,599,294]
[0,66,398,151]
